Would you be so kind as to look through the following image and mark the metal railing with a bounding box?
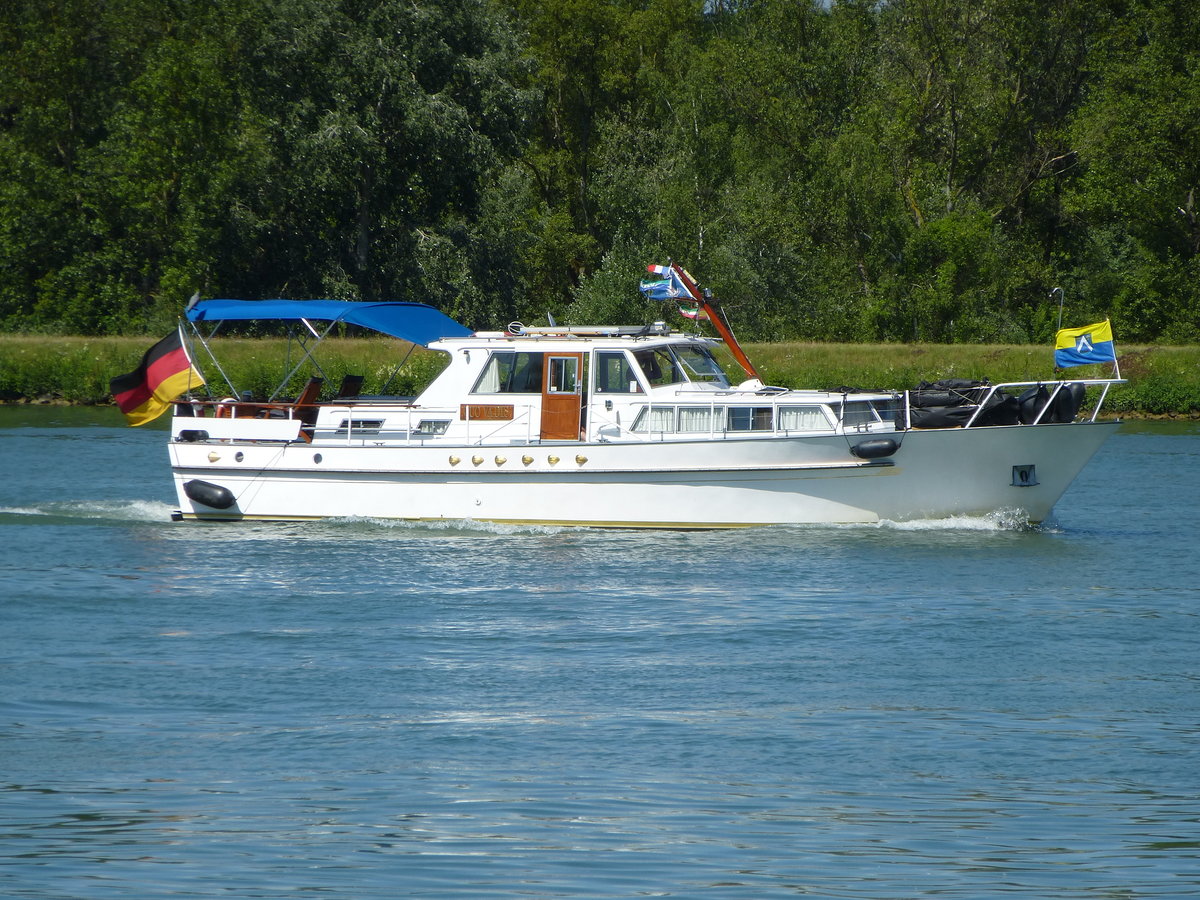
[913,378,1126,430]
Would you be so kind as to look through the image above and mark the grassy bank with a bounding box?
[0,335,446,405]
[745,342,1200,417]
[2,334,1197,418]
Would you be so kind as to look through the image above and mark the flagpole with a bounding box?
[177,319,206,395]
[1108,318,1121,380]
[1051,287,1064,331]
[183,315,235,397]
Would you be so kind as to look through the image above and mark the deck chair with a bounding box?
[294,376,324,428]
[335,374,364,400]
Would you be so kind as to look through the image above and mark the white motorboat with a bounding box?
[165,266,1123,527]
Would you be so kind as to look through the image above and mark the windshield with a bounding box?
[632,345,730,388]
[632,348,684,387]
[674,345,730,385]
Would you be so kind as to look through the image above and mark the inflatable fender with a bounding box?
[977,392,1020,426]
[183,479,236,509]
[909,379,990,408]
[909,405,975,429]
[1017,386,1051,424]
[1052,382,1086,423]
[850,439,899,459]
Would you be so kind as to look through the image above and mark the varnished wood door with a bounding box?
[540,353,583,440]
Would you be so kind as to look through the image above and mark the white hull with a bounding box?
[169,422,1118,527]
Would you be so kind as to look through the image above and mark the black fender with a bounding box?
[183,479,236,509]
[1052,382,1087,423]
[850,438,899,459]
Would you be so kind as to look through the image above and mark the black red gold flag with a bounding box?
[109,328,205,426]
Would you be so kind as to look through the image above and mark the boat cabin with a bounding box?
[271,325,897,447]
[173,300,1110,453]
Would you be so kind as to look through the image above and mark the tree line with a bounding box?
[2,0,1197,343]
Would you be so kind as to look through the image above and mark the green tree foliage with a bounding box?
[236,0,536,325]
[1061,0,1200,342]
[1,0,1197,342]
[0,0,533,332]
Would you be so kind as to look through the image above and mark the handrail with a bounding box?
[187,398,301,419]
[183,376,1125,448]
[467,407,534,446]
[950,378,1125,429]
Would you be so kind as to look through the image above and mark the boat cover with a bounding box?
[186,299,472,346]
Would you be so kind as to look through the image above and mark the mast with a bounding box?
[669,263,760,380]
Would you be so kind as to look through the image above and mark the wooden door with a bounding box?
[540,353,583,440]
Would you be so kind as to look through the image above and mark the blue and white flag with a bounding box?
[639,265,692,302]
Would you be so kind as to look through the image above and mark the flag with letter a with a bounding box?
[109,326,205,426]
[1054,319,1116,368]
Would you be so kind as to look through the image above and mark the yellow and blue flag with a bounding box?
[1054,319,1116,368]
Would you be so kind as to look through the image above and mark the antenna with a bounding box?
[1051,287,1064,331]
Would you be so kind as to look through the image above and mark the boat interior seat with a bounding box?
[335,374,364,400]
[295,377,324,426]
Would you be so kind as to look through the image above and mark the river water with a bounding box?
[2,406,1198,899]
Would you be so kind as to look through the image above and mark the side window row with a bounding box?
[474,350,646,395]
[471,347,730,396]
[631,406,835,433]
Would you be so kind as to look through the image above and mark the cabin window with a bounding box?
[778,406,832,431]
[630,406,675,432]
[677,406,724,432]
[674,346,730,385]
[414,419,450,435]
[872,398,901,424]
[593,351,642,393]
[841,401,878,426]
[727,407,774,431]
[546,356,580,393]
[335,418,384,435]
[633,348,685,387]
[472,351,544,394]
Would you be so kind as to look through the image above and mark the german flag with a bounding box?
[110,327,205,426]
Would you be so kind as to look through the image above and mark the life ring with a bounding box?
[214,397,237,418]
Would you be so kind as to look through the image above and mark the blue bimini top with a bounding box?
[186,299,473,347]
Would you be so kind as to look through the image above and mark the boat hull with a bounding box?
[168,421,1119,527]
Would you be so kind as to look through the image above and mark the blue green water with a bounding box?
[2,407,1199,898]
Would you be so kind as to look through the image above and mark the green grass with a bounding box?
[743,342,1200,417]
[0,335,447,404]
[3,334,1198,417]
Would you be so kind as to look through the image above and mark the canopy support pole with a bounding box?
[269,317,335,401]
[185,319,239,398]
[380,343,418,394]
